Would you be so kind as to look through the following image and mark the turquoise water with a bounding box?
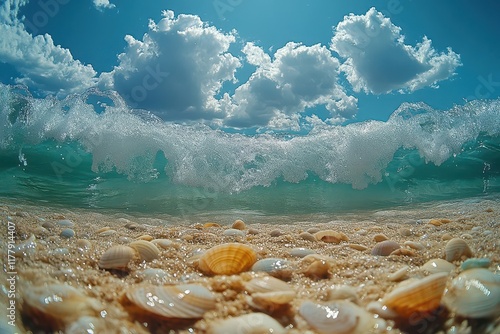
[1,84,499,216]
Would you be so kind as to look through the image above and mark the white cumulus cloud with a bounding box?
[331,7,461,94]
[92,0,115,11]
[101,10,241,121]
[0,0,97,96]
[223,42,358,129]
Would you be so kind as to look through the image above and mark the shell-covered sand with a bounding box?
[1,197,499,334]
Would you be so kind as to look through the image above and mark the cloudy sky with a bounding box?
[0,0,499,131]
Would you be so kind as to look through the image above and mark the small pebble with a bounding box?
[299,232,316,242]
[399,228,412,237]
[289,248,315,257]
[373,233,389,242]
[60,228,75,239]
[231,219,246,230]
[270,229,282,237]
[223,229,245,237]
[307,227,320,234]
[42,221,56,229]
[248,228,259,235]
[98,229,117,237]
[57,219,74,227]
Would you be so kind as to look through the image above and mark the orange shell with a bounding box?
[198,243,257,276]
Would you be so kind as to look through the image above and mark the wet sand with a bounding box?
[1,196,499,333]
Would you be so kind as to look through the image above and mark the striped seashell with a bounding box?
[314,230,349,243]
[198,243,257,276]
[371,240,400,256]
[207,312,286,334]
[151,238,175,249]
[444,238,473,262]
[22,283,102,331]
[443,268,500,318]
[98,245,135,270]
[123,284,215,320]
[299,300,376,334]
[129,240,160,262]
[245,276,293,294]
[381,272,448,318]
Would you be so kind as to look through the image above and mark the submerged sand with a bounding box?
[1,196,499,333]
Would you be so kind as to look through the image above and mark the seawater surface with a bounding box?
[1,84,499,216]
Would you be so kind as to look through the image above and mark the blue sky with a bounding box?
[1,0,499,132]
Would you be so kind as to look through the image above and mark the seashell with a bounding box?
[98,245,135,270]
[14,234,37,257]
[441,233,453,241]
[444,238,473,262]
[245,276,294,294]
[231,219,246,230]
[399,227,412,236]
[299,300,376,334]
[302,258,331,279]
[289,247,315,257]
[57,219,74,227]
[76,239,92,250]
[247,228,259,235]
[381,272,448,318]
[251,258,292,280]
[123,284,216,320]
[371,240,400,256]
[60,228,75,239]
[307,227,320,234]
[22,283,102,331]
[388,265,409,282]
[129,240,160,262]
[373,233,389,242]
[98,229,117,237]
[203,222,221,228]
[42,221,56,229]
[136,234,154,241]
[249,291,296,311]
[314,230,349,243]
[348,243,368,251]
[299,231,316,242]
[96,227,111,233]
[270,229,282,237]
[461,258,491,271]
[390,248,417,256]
[151,238,174,249]
[327,285,359,304]
[404,241,425,250]
[443,268,500,318]
[421,258,456,275]
[223,228,245,237]
[198,243,257,276]
[207,312,286,334]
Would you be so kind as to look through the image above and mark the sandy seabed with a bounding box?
[0,196,499,334]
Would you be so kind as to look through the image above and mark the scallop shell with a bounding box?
[444,238,473,262]
[314,230,349,243]
[98,245,135,270]
[198,243,257,276]
[381,272,448,318]
[442,268,500,318]
[371,240,400,256]
[421,258,456,275]
[22,283,102,330]
[299,300,375,334]
[207,312,286,334]
[129,240,160,262]
[123,284,216,320]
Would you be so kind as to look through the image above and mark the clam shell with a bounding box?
[22,284,101,330]
[207,312,286,334]
[129,240,160,262]
[314,230,349,243]
[198,243,257,276]
[98,245,135,270]
[381,272,448,317]
[444,238,473,262]
[443,268,500,318]
[299,300,375,334]
[245,275,293,294]
[251,258,293,280]
[123,284,216,319]
[327,285,359,304]
[371,240,400,256]
[249,291,296,311]
[231,219,246,230]
[421,258,456,275]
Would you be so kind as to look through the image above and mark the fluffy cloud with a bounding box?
[331,7,461,94]
[92,0,115,11]
[223,42,358,129]
[101,10,241,121]
[0,0,97,96]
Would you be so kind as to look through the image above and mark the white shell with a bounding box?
[421,258,456,275]
[129,240,160,262]
[22,284,102,330]
[245,275,293,294]
[123,284,216,319]
[299,300,374,334]
[443,268,500,318]
[98,245,135,270]
[444,238,473,262]
[208,312,286,334]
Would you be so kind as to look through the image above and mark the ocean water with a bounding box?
[1,83,499,217]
